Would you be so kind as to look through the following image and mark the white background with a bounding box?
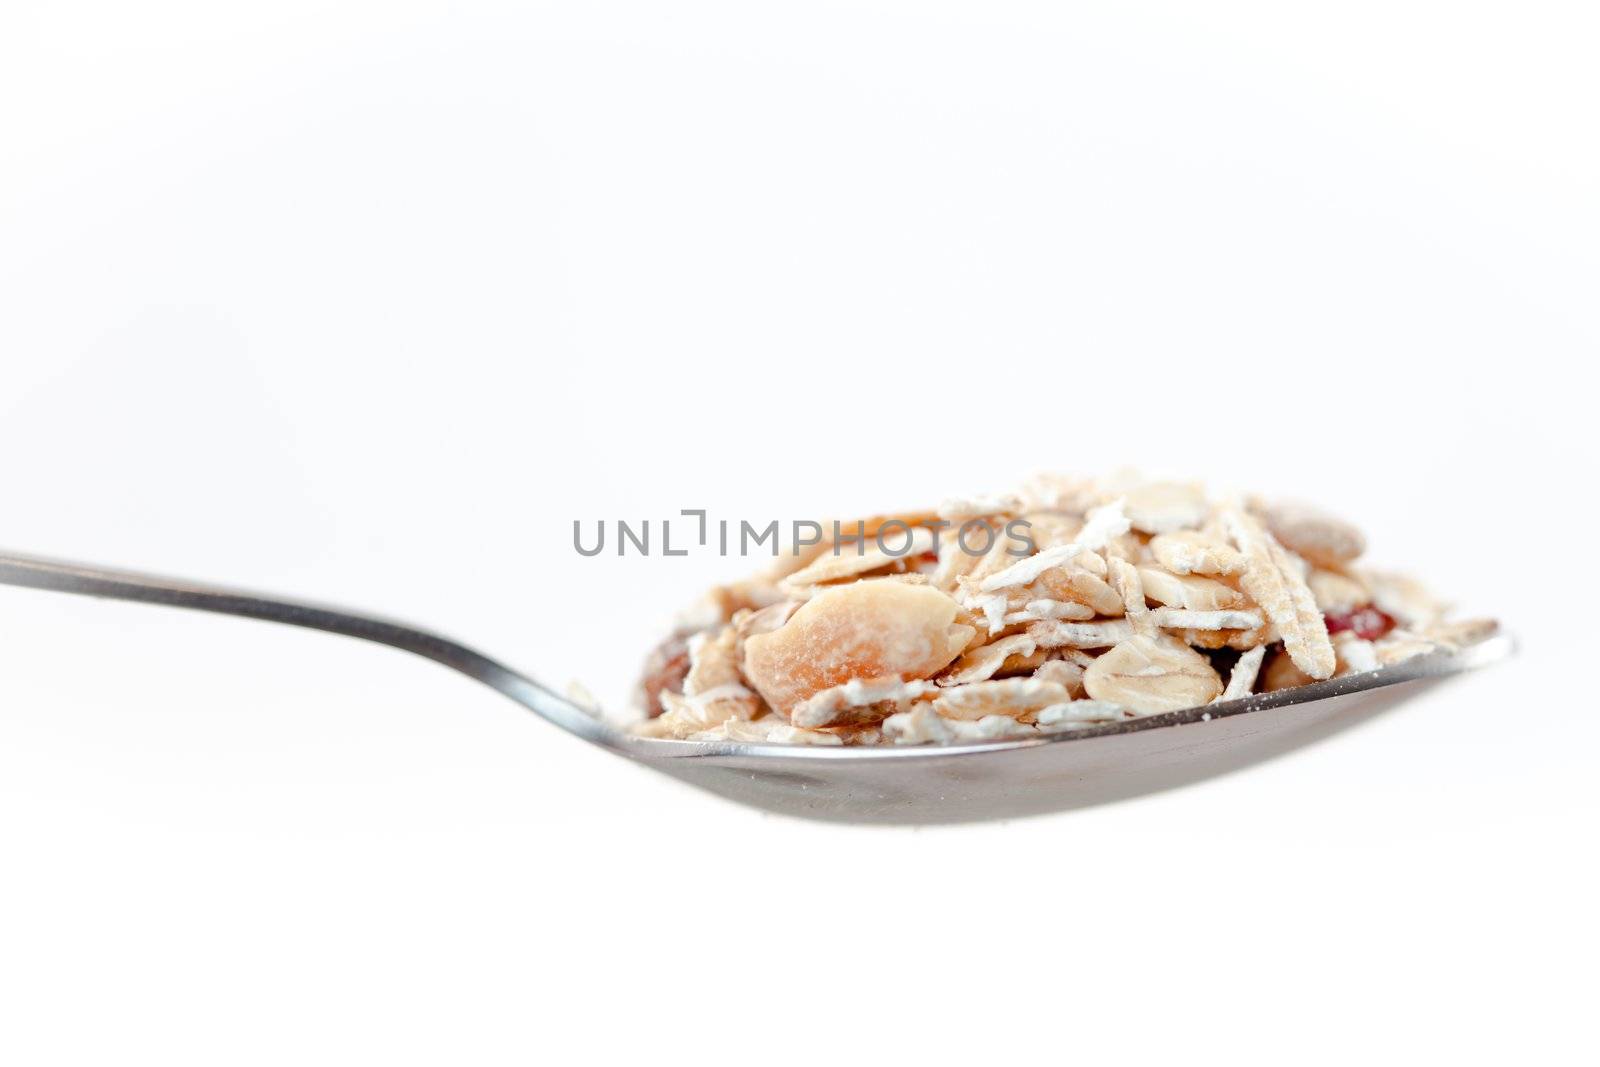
[2,3,1596,1064]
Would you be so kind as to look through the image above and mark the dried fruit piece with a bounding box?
[1082,633,1223,713]
[742,580,974,717]
[1324,605,1395,641]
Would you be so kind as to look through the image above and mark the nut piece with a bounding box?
[742,580,975,718]
[1082,633,1223,713]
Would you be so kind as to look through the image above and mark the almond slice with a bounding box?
[742,579,974,717]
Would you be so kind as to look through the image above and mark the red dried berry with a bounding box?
[1323,605,1395,641]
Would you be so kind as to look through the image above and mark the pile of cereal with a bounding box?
[634,473,1495,745]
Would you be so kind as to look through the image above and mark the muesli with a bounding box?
[634,474,1496,745]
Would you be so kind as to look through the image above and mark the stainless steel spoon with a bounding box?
[0,551,1513,825]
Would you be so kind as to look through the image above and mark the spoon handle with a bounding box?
[0,551,607,741]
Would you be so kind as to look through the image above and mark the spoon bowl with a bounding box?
[0,551,1512,825]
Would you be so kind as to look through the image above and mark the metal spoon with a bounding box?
[0,551,1512,825]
